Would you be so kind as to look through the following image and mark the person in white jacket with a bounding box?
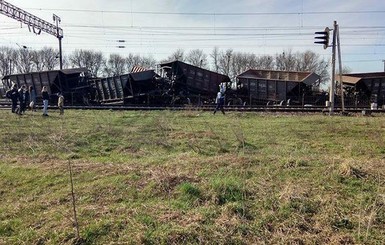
[213,91,225,115]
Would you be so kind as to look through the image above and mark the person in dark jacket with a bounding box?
[41,86,49,116]
[6,85,19,113]
[18,85,29,115]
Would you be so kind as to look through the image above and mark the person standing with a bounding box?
[57,93,64,115]
[18,85,29,115]
[6,85,19,114]
[41,86,49,116]
[213,91,225,115]
[29,86,36,111]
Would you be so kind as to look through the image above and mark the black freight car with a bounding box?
[337,72,385,108]
[1,68,91,105]
[237,69,322,106]
[159,60,231,105]
[90,70,166,105]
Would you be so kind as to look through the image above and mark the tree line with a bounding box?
[0,46,330,86]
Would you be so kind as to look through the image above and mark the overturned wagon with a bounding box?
[159,60,231,105]
[337,72,385,108]
[90,70,165,105]
[1,68,91,105]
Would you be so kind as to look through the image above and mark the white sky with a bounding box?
[1,0,385,73]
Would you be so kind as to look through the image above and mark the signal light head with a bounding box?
[314,27,330,49]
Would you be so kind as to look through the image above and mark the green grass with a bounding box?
[0,109,384,244]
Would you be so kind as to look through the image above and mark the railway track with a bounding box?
[0,99,383,113]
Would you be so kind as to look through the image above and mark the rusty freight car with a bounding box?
[236,69,322,106]
[1,68,91,105]
[159,60,231,105]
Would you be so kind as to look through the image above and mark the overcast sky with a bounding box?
[1,0,384,73]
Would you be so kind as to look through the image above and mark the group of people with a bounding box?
[6,85,36,115]
[5,84,64,116]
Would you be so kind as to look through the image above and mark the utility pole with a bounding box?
[329,21,338,114]
[0,1,64,69]
[53,14,63,70]
[336,22,345,113]
[315,21,347,114]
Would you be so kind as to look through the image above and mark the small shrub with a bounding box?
[83,222,112,244]
[339,161,367,179]
[332,218,354,230]
[0,220,15,236]
[211,177,246,205]
[224,202,253,220]
[288,198,320,215]
[178,182,201,200]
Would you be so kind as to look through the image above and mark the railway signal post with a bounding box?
[315,21,345,114]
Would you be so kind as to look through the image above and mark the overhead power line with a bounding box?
[27,7,385,16]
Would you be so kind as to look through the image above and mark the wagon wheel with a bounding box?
[227,98,243,106]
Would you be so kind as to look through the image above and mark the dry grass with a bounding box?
[0,110,385,244]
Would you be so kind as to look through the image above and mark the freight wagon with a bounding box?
[236,69,323,106]
[89,70,165,105]
[1,68,91,105]
[159,60,231,105]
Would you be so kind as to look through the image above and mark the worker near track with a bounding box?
[41,86,49,116]
[57,92,64,115]
[213,91,225,115]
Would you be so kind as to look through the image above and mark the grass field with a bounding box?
[0,109,384,244]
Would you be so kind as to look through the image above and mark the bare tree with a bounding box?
[69,49,105,77]
[337,66,352,74]
[0,46,17,77]
[166,48,185,62]
[30,50,45,72]
[218,49,233,77]
[15,48,34,74]
[125,54,156,73]
[138,56,156,69]
[28,47,59,72]
[40,47,60,71]
[210,47,220,72]
[231,52,258,77]
[104,53,126,76]
[186,49,208,68]
[256,55,274,70]
[295,50,329,86]
[275,50,297,71]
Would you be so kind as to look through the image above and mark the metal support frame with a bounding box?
[0,0,63,69]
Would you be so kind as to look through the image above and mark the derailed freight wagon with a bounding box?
[337,72,385,108]
[90,70,166,105]
[236,69,323,106]
[1,68,91,105]
[159,60,231,105]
